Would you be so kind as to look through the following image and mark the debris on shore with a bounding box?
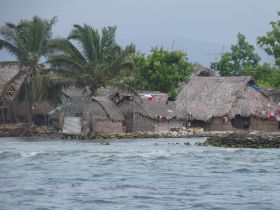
[1,124,280,148]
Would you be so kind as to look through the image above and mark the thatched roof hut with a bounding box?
[176,76,277,121]
[63,88,90,116]
[63,88,125,133]
[0,65,18,91]
[89,97,125,122]
[87,96,125,134]
[135,100,186,120]
[118,99,186,132]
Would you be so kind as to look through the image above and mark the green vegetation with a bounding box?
[258,11,280,66]
[242,64,280,88]
[0,16,67,123]
[0,12,280,124]
[210,11,280,88]
[48,24,135,96]
[129,47,192,95]
[210,33,260,76]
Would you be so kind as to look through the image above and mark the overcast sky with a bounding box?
[0,0,280,65]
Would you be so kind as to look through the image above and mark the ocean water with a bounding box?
[0,137,280,210]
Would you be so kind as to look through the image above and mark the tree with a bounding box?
[243,64,280,88]
[48,24,135,96]
[131,47,192,95]
[211,33,260,76]
[258,11,280,66]
[0,16,64,123]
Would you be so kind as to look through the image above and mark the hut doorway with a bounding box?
[190,120,207,130]
[231,115,251,129]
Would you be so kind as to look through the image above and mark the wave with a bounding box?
[0,151,22,160]
[231,168,253,173]
[133,195,156,200]
[0,150,51,160]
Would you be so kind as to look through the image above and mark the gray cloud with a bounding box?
[0,0,279,65]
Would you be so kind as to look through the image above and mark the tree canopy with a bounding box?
[130,47,192,95]
[48,24,135,96]
[258,11,280,66]
[0,16,66,123]
[210,33,260,76]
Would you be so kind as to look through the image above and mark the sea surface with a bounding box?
[0,137,280,210]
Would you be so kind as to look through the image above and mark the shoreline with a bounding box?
[1,125,280,148]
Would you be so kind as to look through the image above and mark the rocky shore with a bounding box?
[1,125,280,148]
[203,131,280,148]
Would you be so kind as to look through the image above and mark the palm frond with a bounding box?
[69,24,100,64]
[47,38,87,69]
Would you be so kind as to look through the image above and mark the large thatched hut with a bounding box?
[119,99,186,132]
[176,76,279,131]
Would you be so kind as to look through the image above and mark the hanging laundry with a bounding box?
[143,94,154,100]
[267,111,277,121]
[275,109,280,115]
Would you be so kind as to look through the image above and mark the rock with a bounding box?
[203,132,280,148]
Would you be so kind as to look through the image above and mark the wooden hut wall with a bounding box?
[133,113,155,132]
[123,112,134,133]
[154,120,185,132]
[132,113,185,132]
[250,118,279,132]
[206,118,237,131]
[203,117,279,132]
[94,120,123,134]
[88,101,124,134]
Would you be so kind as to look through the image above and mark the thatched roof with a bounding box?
[192,65,212,76]
[0,65,18,89]
[139,100,186,120]
[0,65,18,86]
[176,76,277,121]
[119,99,186,120]
[90,97,124,122]
[63,88,90,114]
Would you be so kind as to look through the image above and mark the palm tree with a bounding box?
[48,24,135,96]
[0,16,66,123]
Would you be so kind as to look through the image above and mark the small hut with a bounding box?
[119,99,186,132]
[176,76,279,131]
[87,97,125,134]
[63,88,125,134]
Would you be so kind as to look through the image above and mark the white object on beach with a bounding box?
[63,117,82,134]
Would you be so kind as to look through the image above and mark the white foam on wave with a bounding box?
[21,151,45,158]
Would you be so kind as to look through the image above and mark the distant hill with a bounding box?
[0,36,273,67]
[118,36,228,67]
[118,36,273,67]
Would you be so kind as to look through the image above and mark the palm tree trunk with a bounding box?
[90,85,98,96]
[25,79,33,124]
[27,101,32,124]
